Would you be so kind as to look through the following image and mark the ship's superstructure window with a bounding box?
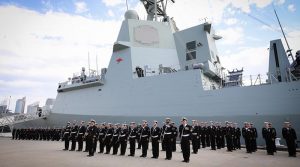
[186,41,196,61]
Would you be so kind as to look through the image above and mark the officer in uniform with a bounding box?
[200,122,206,148]
[163,118,173,160]
[225,122,234,152]
[104,123,113,154]
[128,122,137,156]
[86,120,97,157]
[180,117,192,163]
[205,122,211,147]
[250,123,257,152]
[137,124,142,149]
[242,122,251,153]
[98,123,106,153]
[140,120,150,157]
[77,121,86,151]
[234,123,241,149]
[83,122,91,152]
[112,123,121,155]
[191,120,199,154]
[209,121,216,150]
[70,120,78,151]
[151,120,161,158]
[119,123,129,155]
[63,122,71,151]
[171,122,178,152]
[262,122,277,155]
[216,122,223,149]
[282,122,297,157]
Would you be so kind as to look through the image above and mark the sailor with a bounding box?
[242,122,251,153]
[69,120,78,151]
[262,122,276,155]
[98,123,107,153]
[163,118,173,160]
[151,120,161,158]
[93,123,99,153]
[191,120,199,154]
[282,122,297,157]
[197,121,202,150]
[112,123,121,155]
[200,122,206,148]
[128,122,137,156]
[77,121,86,151]
[225,122,234,152]
[205,122,210,147]
[86,120,97,157]
[250,123,258,152]
[209,121,216,150]
[215,122,223,149]
[12,128,16,140]
[104,123,113,154]
[171,122,178,152]
[161,122,166,151]
[83,122,91,152]
[140,120,150,157]
[119,123,129,156]
[180,117,192,163]
[234,123,241,149]
[136,124,142,149]
[63,122,71,151]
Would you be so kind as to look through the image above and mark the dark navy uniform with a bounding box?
[151,125,161,158]
[140,125,150,157]
[70,124,78,151]
[104,126,113,154]
[180,122,192,163]
[98,126,106,153]
[163,123,173,160]
[63,123,71,151]
[282,124,297,157]
[86,124,97,156]
[77,124,86,151]
[191,125,199,153]
[119,126,128,155]
[112,126,120,155]
[171,124,178,152]
[128,125,137,156]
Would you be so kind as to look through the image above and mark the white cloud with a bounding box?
[275,0,285,5]
[0,6,121,111]
[102,0,124,7]
[224,18,238,25]
[75,1,88,13]
[288,4,296,12]
[108,9,114,17]
[217,27,244,45]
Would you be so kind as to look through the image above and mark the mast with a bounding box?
[274,9,294,61]
[88,52,90,76]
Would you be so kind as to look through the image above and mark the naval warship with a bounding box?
[1,0,300,145]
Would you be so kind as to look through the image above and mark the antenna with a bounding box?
[88,52,90,76]
[126,0,129,11]
[274,8,294,61]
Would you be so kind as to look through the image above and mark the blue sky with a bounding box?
[0,0,299,112]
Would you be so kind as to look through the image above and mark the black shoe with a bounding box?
[69,150,75,151]
[87,155,93,157]
[165,158,171,160]
[76,150,81,152]
[140,155,145,157]
[112,153,117,155]
[105,152,109,154]
[63,149,67,151]
[128,154,134,156]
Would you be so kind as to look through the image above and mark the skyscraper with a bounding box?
[15,97,26,114]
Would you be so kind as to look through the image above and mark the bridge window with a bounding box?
[186,41,196,61]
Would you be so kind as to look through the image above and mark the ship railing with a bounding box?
[58,75,102,87]
[0,110,51,127]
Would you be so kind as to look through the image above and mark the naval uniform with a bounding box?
[282,127,297,157]
[77,125,86,151]
[263,127,277,155]
[112,127,120,155]
[63,125,71,150]
[98,127,106,153]
[163,124,173,160]
[119,128,128,155]
[128,127,137,156]
[104,127,113,154]
[70,125,79,151]
[151,126,161,158]
[242,127,252,153]
[180,124,192,162]
[86,125,97,156]
[172,125,178,152]
[225,126,234,151]
[191,125,199,153]
[140,126,150,157]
